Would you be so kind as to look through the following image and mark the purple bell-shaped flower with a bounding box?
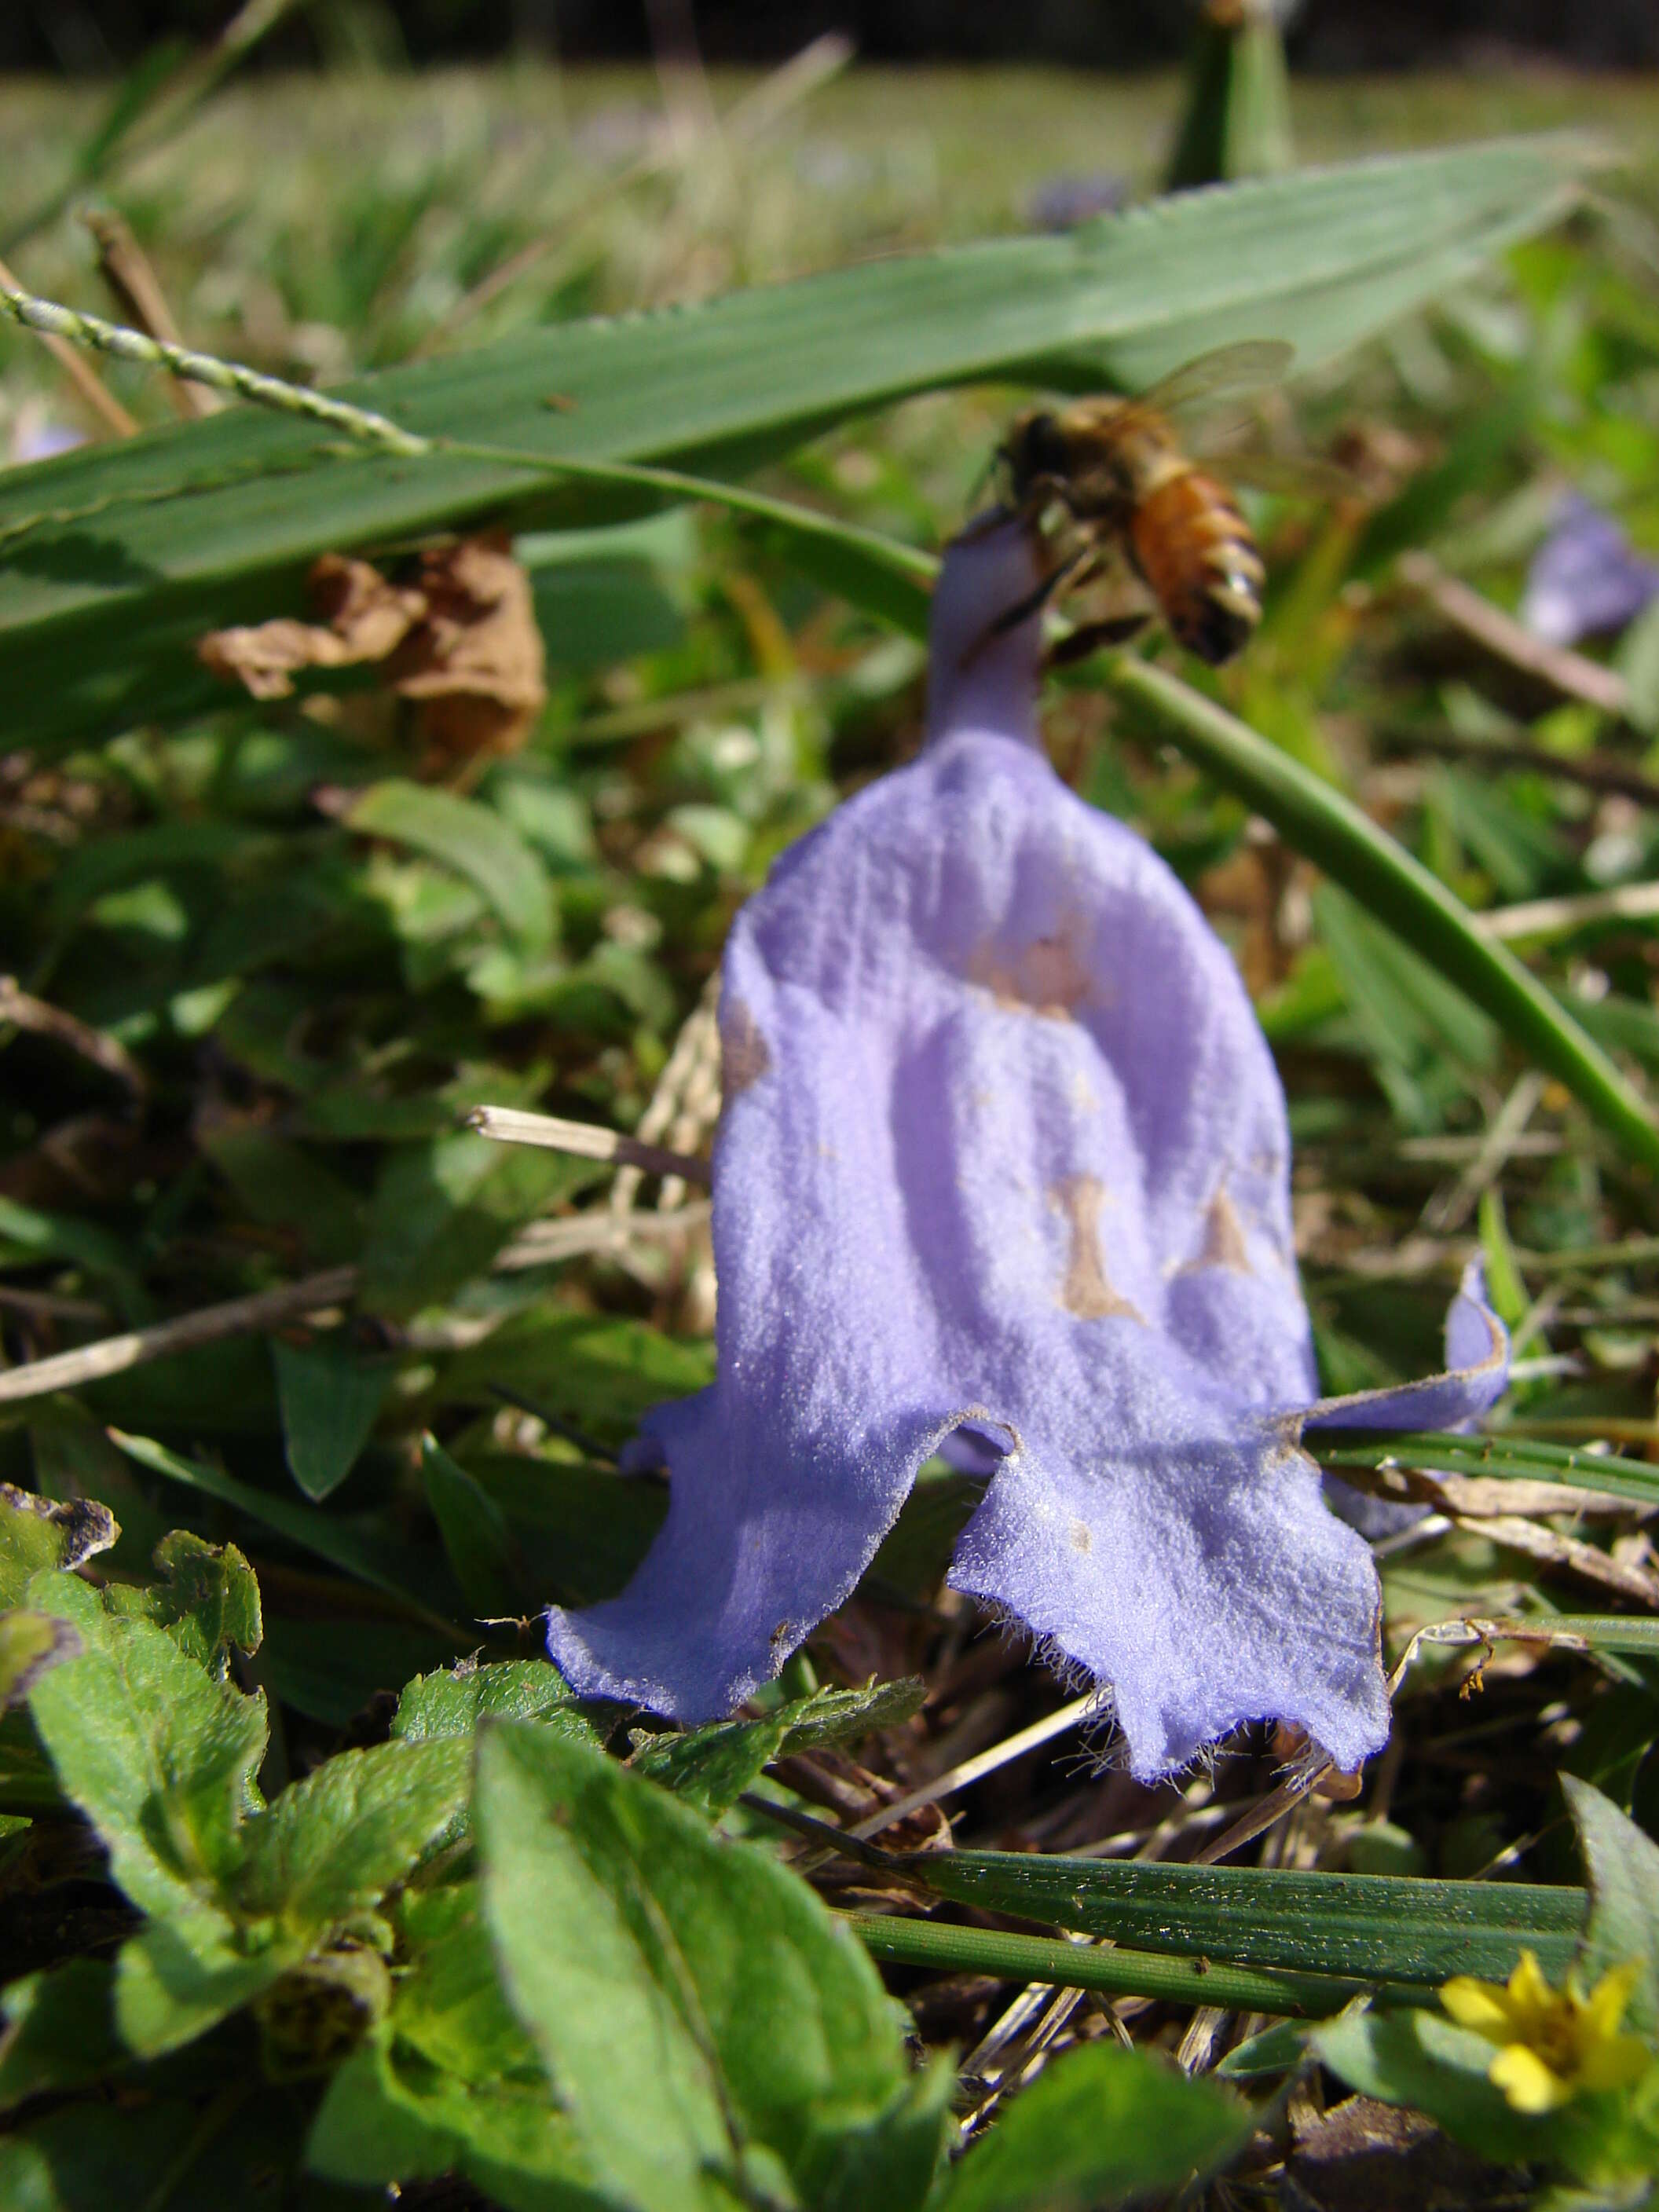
[548,515,1507,1781]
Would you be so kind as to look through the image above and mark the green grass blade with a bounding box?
[844,1912,1408,2018]
[1317,1431,1659,1511]
[871,1851,1585,1987]
[0,136,1591,745]
[1106,657,1659,1171]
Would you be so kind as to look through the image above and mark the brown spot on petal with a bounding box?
[969,913,1097,1021]
[721,998,771,1101]
[1052,1174,1144,1323]
[1177,1185,1253,1276]
[1070,1518,1093,1555]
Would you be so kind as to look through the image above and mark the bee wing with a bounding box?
[1203,445,1362,499]
[1137,339,1295,416]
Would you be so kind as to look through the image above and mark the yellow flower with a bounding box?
[1441,1950,1654,2115]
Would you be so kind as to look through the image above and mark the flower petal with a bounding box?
[1441,1974,1519,2042]
[1301,1259,1509,1434]
[1489,2043,1574,2114]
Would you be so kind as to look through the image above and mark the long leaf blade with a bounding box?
[0,137,1590,745]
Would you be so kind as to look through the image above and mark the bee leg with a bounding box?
[964,544,1092,665]
[1046,612,1150,667]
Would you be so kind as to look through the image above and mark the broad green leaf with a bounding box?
[116,1736,471,2057]
[628,1709,797,1820]
[872,1847,1584,1987]
[477,1720,938,2212]
[392,1657,591,1745]
[347,782,555,954]
[0,1612,79,1712]
[0,139,1591,746]
[24,1582,265,1928]
[422,1433,523,1617]
[1562,1776,1659,2041]
[101,1529,262,1675]
[115,1917,288,2059]
[0,1960,124,2111]
[0,1483,117,1605]
[273,1335,394,1501]
[933,2042,1253,2212]
[310,2031,611,2212]
[632,1678,926,1818]
[0,1195,144,1314]
[1313,2006,1569,2169]
[238,1736,471,1929]
[1106,656,1659,1172]
[308,1885,610,2212]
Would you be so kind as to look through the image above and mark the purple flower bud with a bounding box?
[547,516,1509,1781]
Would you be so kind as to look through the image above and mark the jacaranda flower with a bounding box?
[1441,1951,1653,2115]
[547,514,1509,1780]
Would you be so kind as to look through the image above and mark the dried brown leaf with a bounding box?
[198,536,545,766]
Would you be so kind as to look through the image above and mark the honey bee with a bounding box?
[998,340,1297,666]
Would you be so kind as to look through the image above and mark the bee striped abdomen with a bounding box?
[1129,470,1265,666]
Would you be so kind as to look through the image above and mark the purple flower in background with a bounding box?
[548,516,1509,1781]
[1522,494,1659,648]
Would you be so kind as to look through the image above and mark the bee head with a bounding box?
[1004,410,1071,498]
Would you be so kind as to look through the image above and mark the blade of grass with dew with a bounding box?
[1317,1431,1659,1512]
[1103,656,1659,1172]
[859,1855,1585,1986]
[0,136,1593,745]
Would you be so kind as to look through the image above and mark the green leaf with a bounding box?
[0,1960,125,2111]
[0,139,1591,746]
[933,2042,1254,2212]
[1105,656,1659,1172]
[1316,1432,1659,1514]
[0,2099,206,2212]
[1313,2005,1568,2168]
[392,1657,592,1745]
[238,1737,471,1930]
[632,1679,926,1818]
[108,1427,459,1631]
[359,1133,595,1319]
[459,1451,668,1607]
[272,1335,394,1501]
[438,1309,714,1444]
[0,1483,118,1606]
[101,1529,262,1675]
[1562,1776,1659,2040]
[421,1433,523,1617]
[477,1719,940,2212]
[869,1846,1584,1988]
[114,1917,288,2060]
[347,781,555,954]
[308,1884,611,2212]
[0,1611,80,1712]
[24,1584,265,1926]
